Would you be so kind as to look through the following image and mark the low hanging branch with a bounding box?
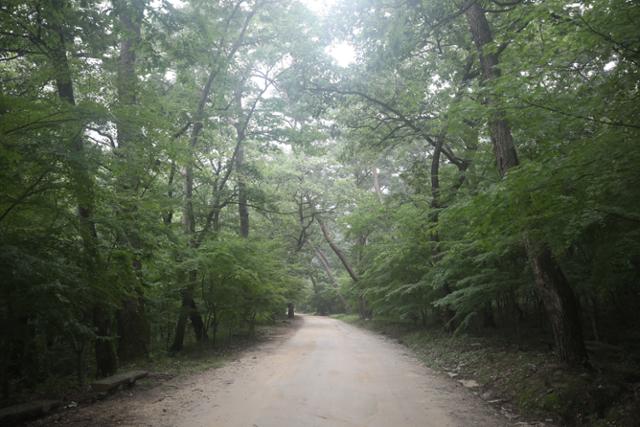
[310,85,470,172]
[312,245,338,285]
[316,216,359,283]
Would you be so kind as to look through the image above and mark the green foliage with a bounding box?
[2,0,640,412]
[197,235,305,336]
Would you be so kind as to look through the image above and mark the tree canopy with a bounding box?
[1,0,639,398]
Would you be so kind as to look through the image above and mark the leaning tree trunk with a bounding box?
[317,217,359,283]
[316,217,372,318]
[312,245,349,309]
[50,0,117,377]
[464,1,588,366]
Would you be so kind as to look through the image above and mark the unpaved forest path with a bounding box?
[36,316,509,426]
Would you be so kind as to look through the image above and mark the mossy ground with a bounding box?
[333,314,640,426]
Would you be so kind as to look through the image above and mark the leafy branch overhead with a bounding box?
[1,1,639,416]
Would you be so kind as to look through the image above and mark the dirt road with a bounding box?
[36,316,508,426]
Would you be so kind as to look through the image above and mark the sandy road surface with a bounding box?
[33,315,507,426]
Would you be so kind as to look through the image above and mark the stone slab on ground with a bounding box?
[91,370,149,393]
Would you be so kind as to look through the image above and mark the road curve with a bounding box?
[177,315,505,427]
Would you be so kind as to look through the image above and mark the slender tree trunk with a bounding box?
[170,68,216,352]
[316,217,367,316]
[74,342,86,387]
[287,303,295,319]
[185,282,207,341]
[313,246,337,285]
[236,140,249,238]
[372,166,383,203]
[164,160,176,225]
[429,138,457,330]
[169,308,187,353]
[317,217,359,282]
[171,5,258,352]
[114,0,150,363]
[50,1,117,377]
[93,306,117,377]
[482,302,497,328]
[234,87,250,238]
[464,1,588,366]
[171,272,208,352]
[170,284,208,352]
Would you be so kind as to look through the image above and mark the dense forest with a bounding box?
[1,0,639,409]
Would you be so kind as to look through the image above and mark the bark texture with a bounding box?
[170,285,208,352]
[464,1,588,366]
[50,0,117,376]
[287,303,295,319]
[114,0,150,363]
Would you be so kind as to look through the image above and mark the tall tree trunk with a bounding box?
[93,306,117,378]
[372,166,383,203]
[170,274,207,352]
[171,67,216,352]
[236,139,249,238]
[234,86,250,238]
[172,3,258,352]
[287,303,295,319]
[429,138,457,331]
[50,1,117,377]
[114,0,150,363]
[164,160,176,225]
[464,1,588,366]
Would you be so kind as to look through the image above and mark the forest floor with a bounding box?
[333,315,640,427]
[25,315,514,427]
[20,319,299,426]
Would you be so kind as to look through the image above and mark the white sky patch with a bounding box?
[164,69,177,83]
[150,0,185,10]
[604,60,617,71]
[300,0,339,17]
[274,141,292,154]
[325,41,356,67]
